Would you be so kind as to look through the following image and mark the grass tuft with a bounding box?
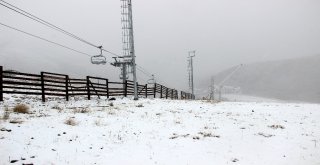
[64,118,77,126]
[73,107,90,113]
[1,106,10,121]
[13,104,29,114]
[268,125,285,129]
[9,118,24,124]
[136,103,144,107]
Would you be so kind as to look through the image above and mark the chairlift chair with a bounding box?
[91,46,107,65]
[147,74,156,84]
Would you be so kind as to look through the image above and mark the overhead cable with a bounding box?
[0,0,120,57]
[0,22,91,57]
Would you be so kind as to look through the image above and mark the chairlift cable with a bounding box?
[136,67,152,78]
[0,1,97,48]
[0,0,121,57]
[0,22,91,57]
[136,65,153,77]
[136,75,147,83]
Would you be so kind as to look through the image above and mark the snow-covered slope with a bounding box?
[201,55,320,103]
[0,96,320,165]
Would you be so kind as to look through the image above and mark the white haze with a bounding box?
[1,0,320,92]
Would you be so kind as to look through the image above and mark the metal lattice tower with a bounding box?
[121,0,132,60]
[209,77,214,100]
[120,0,138,100]
[188,50,196,99]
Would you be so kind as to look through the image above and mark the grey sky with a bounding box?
[1,0,320,91]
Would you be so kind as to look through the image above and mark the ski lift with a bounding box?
[91,46,107,65]
[147,74,156,84]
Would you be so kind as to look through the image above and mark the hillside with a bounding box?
[205,55,320,103]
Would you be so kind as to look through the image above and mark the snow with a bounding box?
[0,95,320,165]
[221,94,283,103]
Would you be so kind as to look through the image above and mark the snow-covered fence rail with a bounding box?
[2,69,42,96]
[0,66,194,102]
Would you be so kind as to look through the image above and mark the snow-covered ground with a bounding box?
[222,94,283,103]
[0,95,320,165]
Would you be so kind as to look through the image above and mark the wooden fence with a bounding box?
[0,66,194,102]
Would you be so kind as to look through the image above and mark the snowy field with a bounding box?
[0,95,320,165]
[221,94,283,103]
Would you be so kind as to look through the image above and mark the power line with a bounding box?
[136,74,147,83]
[0,1,97,47]
[0,22,92,57]
[136,65,153,78]
[0,0,120,57]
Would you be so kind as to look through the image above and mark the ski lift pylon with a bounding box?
[91,46,107,65]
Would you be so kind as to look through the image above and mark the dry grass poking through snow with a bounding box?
[1,106,10,121]
[13,104,29,114]
[73,107,90,114]
[9,118,24,124]
[64,118,78,126]
[52,104,64,112]
[136,103,144,107]
[268,124,285,129]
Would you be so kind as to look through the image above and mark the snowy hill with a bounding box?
[1,95,320,164]
[204,55,320,103]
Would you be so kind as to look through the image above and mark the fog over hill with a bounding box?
[200,55,320,103]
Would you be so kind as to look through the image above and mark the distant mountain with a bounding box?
[203,55,320,103]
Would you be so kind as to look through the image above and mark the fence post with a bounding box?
[65,75,69,101]
[86,76,91,100]
[171,89,173,99]
[174,90,177,99]
[136,82,139,97]
[145,84,148,98]
[153,83,156,98]
[106,79,109,98]
[41,72,45,102]
[166,88,168,99]
[160,85,163,98]
[0,66,3,102]
[124,80,128,97]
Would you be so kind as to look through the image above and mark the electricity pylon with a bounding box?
[209,77,214,100]
[188,50,196,99]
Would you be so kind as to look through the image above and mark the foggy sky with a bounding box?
[1,0,320,92]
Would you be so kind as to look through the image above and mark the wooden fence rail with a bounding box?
[0,66,194,102]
